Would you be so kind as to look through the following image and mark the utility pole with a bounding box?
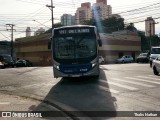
[149,22,152,52]
[46,0,55,29]
[6,24,16,58]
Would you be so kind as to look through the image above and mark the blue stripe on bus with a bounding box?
[59,63,92,74]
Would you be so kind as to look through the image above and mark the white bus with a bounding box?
[51,25,102,78]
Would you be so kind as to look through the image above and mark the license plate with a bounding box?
[71,74,81,77]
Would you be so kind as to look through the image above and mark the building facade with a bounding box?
[145,17,155,37]
[15,33,52,66]
[34,27,45,36]
[75,2,92,24]
[26,27,31,37]
[14,30,141,66]
[61,14,75,26]
[99,30,141,63]
[92,0,112,20]
[97,0,107,4]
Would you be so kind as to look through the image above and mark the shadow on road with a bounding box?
[34,69,117,119]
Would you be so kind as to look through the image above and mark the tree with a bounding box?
[150,35,160,46]
[83,18,106,32]
[83,19,96,26]
[101,17,124,33]
[125,23,137,32]
[138,31,149,52]
[82,17,125,33]
[138,31,160,52]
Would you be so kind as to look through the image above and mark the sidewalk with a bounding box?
[0,93,72,120]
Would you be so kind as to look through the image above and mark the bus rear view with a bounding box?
[52,25,100,78]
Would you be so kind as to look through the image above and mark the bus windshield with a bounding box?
[54,35,97,60]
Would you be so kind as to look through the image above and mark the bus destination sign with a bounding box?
[54,27,95,36]
[59,29,90,35]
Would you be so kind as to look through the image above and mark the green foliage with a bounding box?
[138,31,160,52]
[102,17,125,33]
[125,23,137,32]
[138,31,149,51]
[82,16,125,33]
[150,35,160,46]
[83,19,96,26]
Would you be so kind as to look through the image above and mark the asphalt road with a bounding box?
[0,63,160,120]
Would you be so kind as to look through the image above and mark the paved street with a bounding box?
[0,63,160,120]
[0,93,72,120]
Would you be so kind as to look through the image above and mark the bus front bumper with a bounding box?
[53,65,99,78]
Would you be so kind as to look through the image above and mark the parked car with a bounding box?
[116,55,134,63]
[0,61,4,69]
[0,54,15,68]
[136,53,149,63]
[152,56,160,75]
[25,60,33,67]
[16,60,27,67]
[99,56,105,64]
[16,59,33,67]
[150,46,160,67]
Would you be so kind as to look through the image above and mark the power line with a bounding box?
[117,2,160,14]
[1,0,160,36]
[0,31,10,40]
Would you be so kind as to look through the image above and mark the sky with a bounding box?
[0,0,160,41]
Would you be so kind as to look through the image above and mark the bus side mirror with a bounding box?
[147,52,150,57]
[98,39,102,47]
[48,37,52,49]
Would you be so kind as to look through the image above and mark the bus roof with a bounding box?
[152,46,160,49]
[0,54,11,57]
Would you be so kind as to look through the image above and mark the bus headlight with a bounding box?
[92,63,97,68]
[54,64,60,70]
[0,61,5,65]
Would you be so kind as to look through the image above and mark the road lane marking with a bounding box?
[111,78,154,87]
[137,76,160,81]
[125,77,160,84]
[148,75,158,77]
[108,81,138,90]
[0,102,10,105]
[100,79,138,91]
[98,85,119,94]
[16,82,57,90]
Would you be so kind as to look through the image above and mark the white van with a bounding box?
[150,47,160,67]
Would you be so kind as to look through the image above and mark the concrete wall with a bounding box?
[15,33,52,66]
[99,30,141,63]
